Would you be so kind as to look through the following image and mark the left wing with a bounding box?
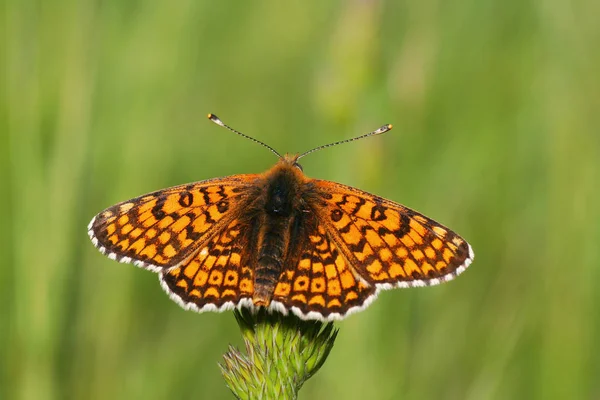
[88,175,258,272]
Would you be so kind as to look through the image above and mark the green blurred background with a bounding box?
[2,1,599,399]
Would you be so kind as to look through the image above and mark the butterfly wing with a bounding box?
[159,218,256,312]
[271,179,474,321]
[313,180,474,288]
[88,174,259,272]
[270,220,376,320]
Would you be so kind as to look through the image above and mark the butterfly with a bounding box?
[88,114,474,321]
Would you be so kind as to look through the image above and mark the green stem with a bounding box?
[220,308,338,400]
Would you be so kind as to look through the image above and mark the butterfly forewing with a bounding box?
[88,175,258,272]
[313,180,474,289]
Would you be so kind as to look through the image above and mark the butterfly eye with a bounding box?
[293,162,303,172]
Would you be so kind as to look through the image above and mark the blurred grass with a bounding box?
[2,0,599,399]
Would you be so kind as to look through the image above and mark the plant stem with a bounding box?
[220,308,338,400]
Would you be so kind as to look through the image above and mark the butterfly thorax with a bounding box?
[250,155,312,306]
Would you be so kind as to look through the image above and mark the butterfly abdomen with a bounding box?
[253,214,293,305]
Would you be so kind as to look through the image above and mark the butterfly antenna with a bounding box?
[208,113,282,158]
[297,123,393,160]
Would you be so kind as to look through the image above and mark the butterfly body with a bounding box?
[89,128,474,321]
[243,154,311,306]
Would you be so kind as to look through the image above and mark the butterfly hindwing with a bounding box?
[271,222,376,320]
[159,219,255,312]
[88,175,259,272]
[313,180,474,289]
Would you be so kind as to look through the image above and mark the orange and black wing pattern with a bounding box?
[87,175,258,273]
[283,180,474,319]
[270,221,376,320]
[159,219,256,312]
[89,159,474,321]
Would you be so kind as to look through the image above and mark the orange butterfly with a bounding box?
[88,114,474,321]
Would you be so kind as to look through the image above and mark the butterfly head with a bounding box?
[280,153,304,172]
